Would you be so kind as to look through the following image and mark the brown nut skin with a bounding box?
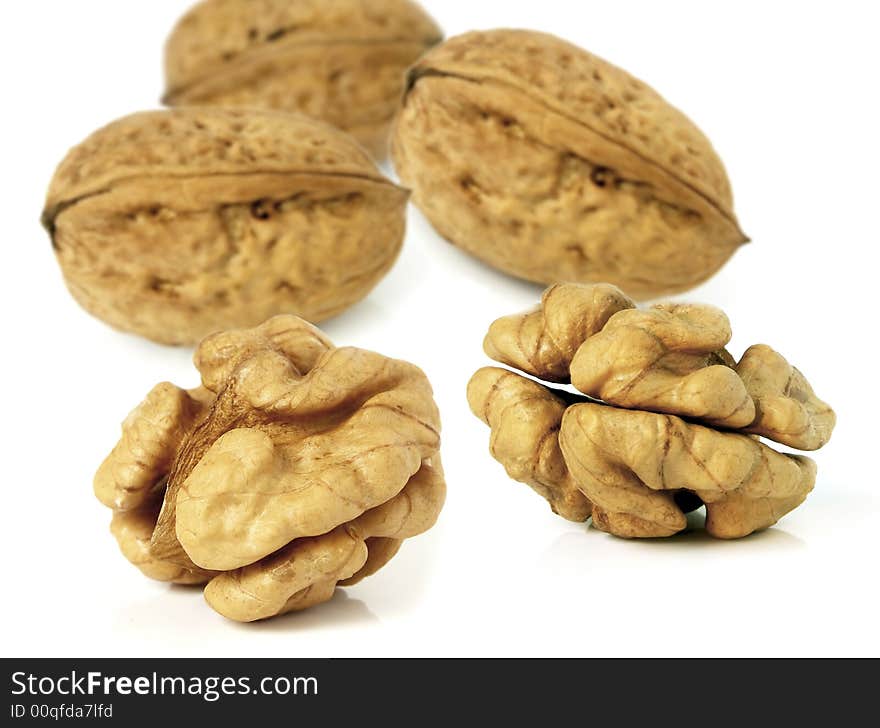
[164,0,443,159]
[468,283,835,540]
[43,108,408,345]
[95,316,445,622]
[392,30,748,299]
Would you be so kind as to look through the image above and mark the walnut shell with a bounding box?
[43,108,408,345]
[95,316,445,622]
[392,30,748,298]
[468,284,835,539]
[164,0,442,158]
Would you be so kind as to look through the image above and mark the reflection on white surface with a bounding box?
[540,517,806,567]
[235,592,380,634]
[111,587,379,643]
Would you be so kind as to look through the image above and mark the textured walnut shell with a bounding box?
[164,0,442,158]
[43,108,408,345]
[95,316,445,621]
[392,30,748,298]
[468,283,835,539]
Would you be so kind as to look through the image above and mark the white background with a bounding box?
[1,1,878,658]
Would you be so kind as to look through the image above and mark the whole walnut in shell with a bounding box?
[42,108,408,345]
[95,316,445,621]
[393,30,748,298]
[467,284,835,539]
[164,0,442,159]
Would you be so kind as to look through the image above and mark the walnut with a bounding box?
[164,0,443,159]
[468,284,834,539]
[42,108,408,345]
[95,316,445,621]
[392,29,748,299]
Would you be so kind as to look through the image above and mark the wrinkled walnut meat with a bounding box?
[468,284,835,539]
[95,316,445,621]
